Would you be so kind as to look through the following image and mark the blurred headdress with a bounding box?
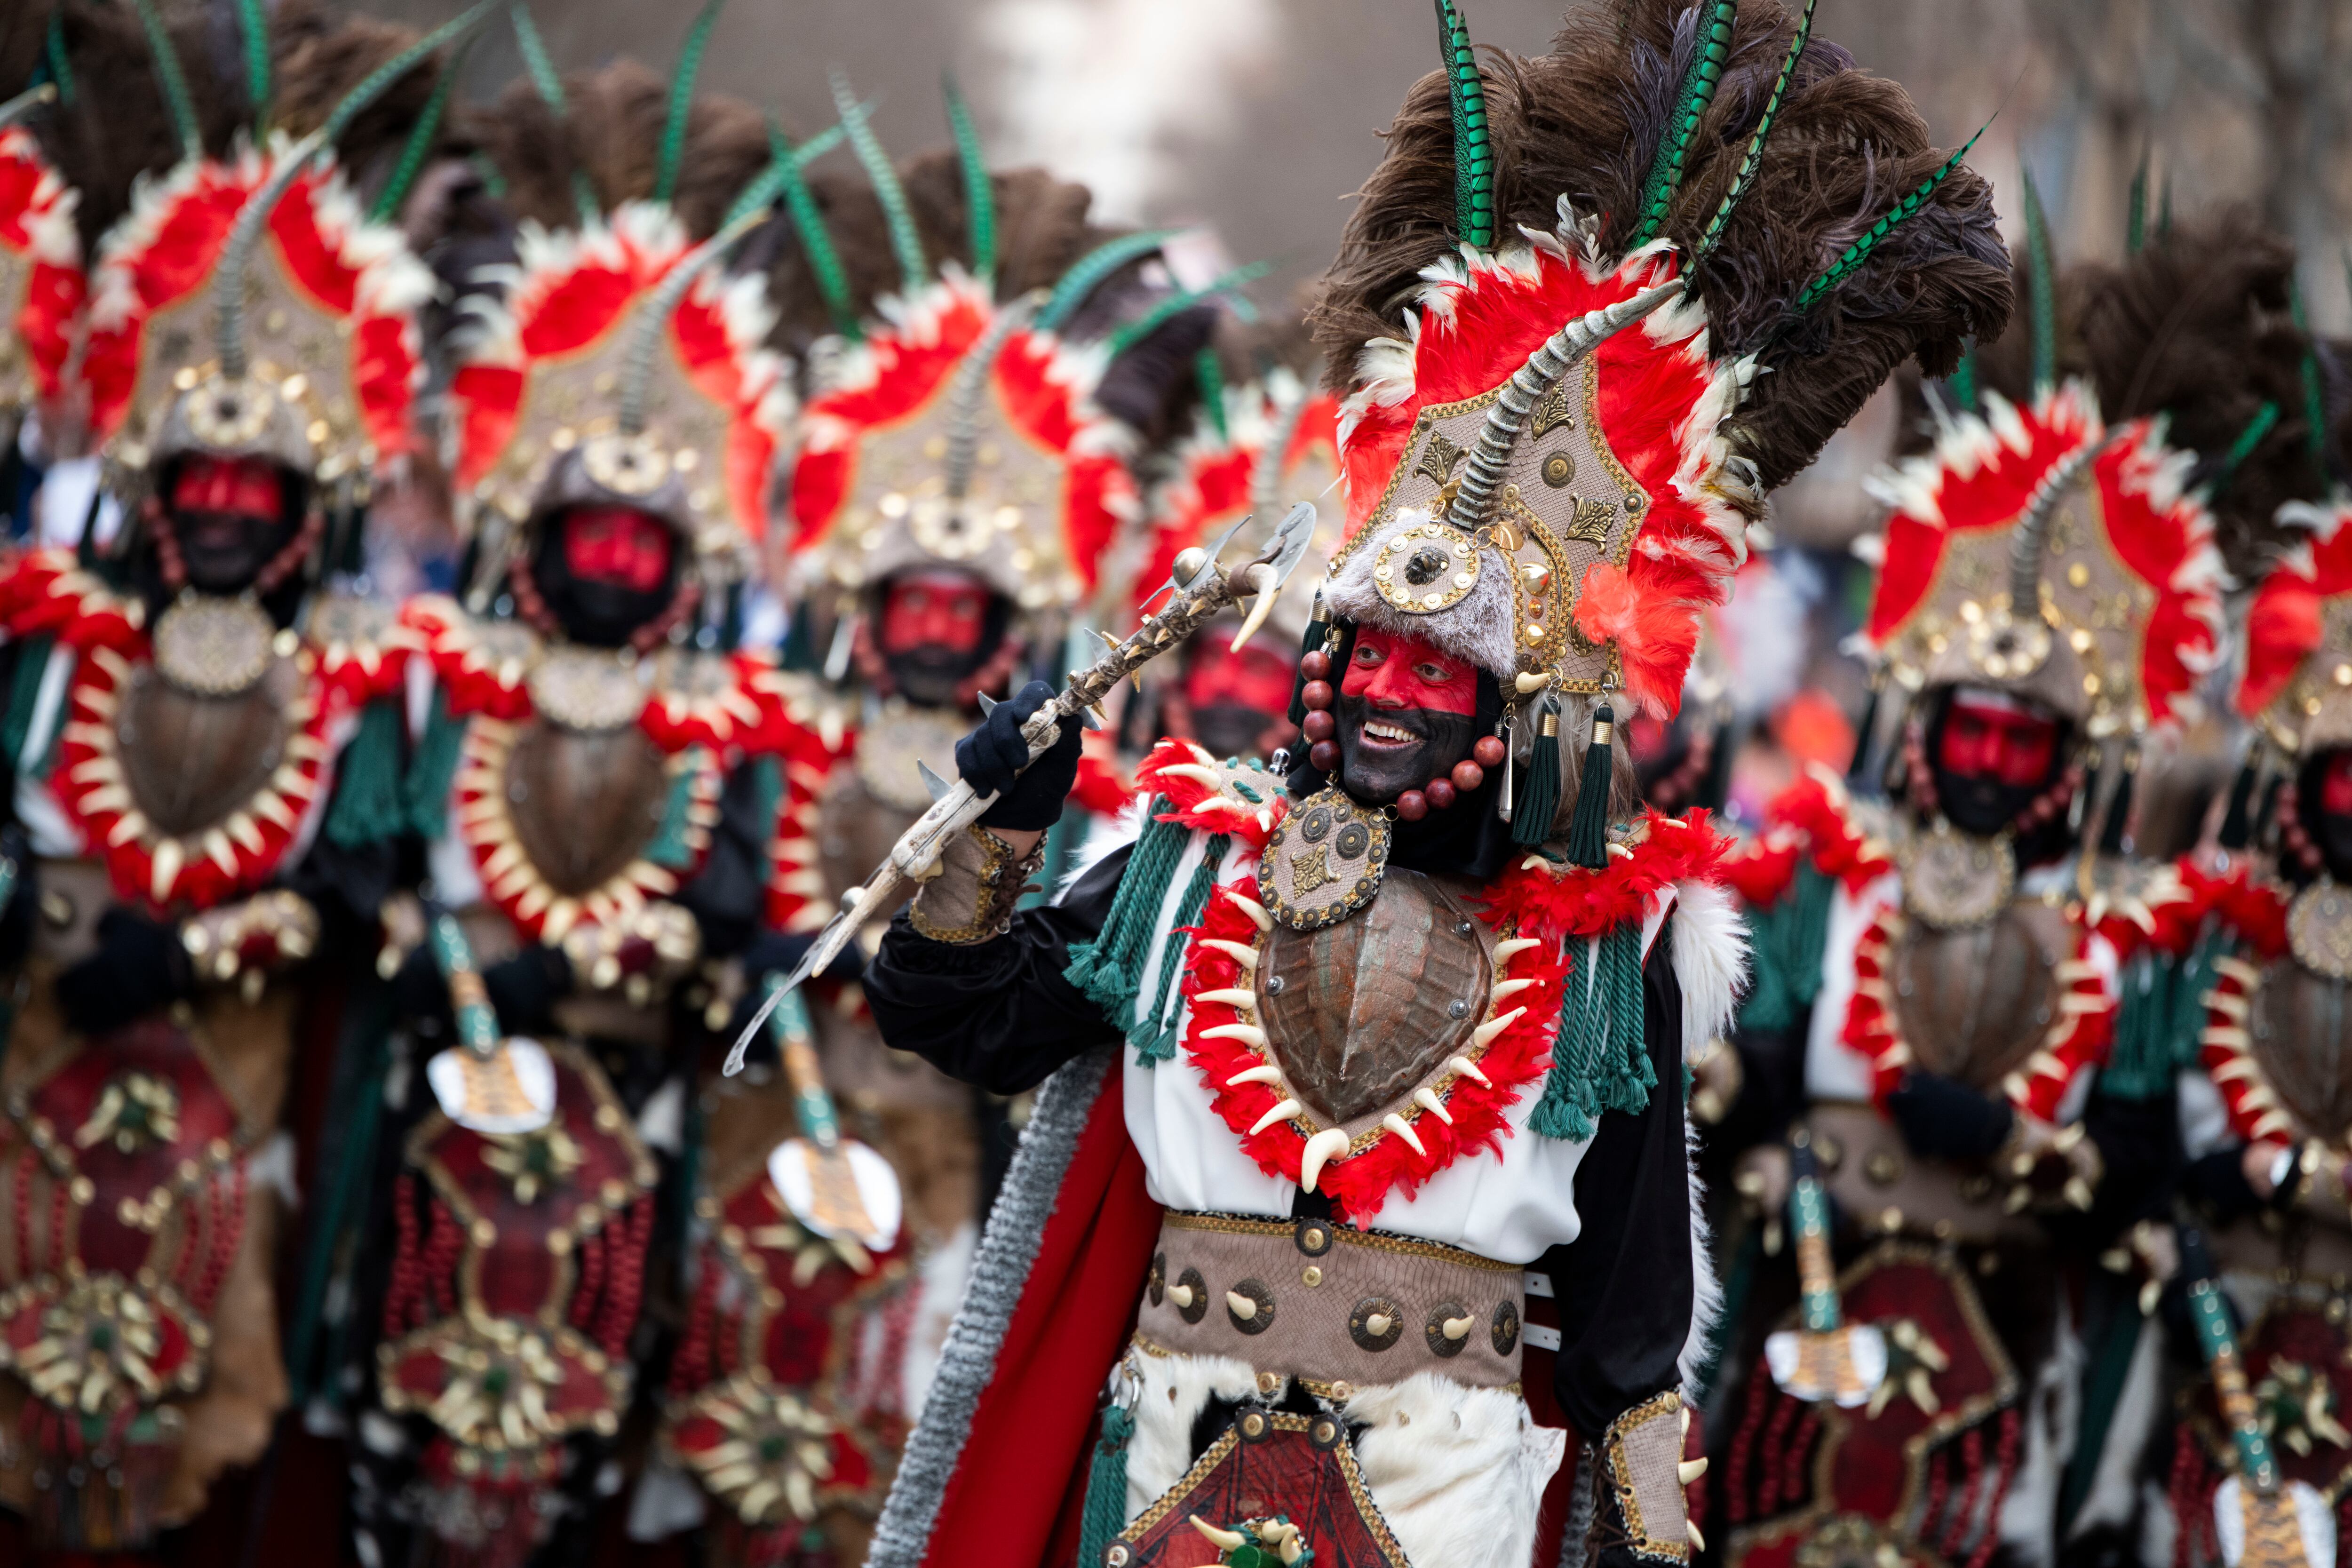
[0,85,82,429]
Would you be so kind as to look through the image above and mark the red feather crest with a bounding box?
[2238,498,2352,754]
[0,127,83,414]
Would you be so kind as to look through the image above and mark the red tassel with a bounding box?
[595,1199,652,1356]
[1963,1409,2022,1568]
[570,1225,604,1332]
[1943,1427,1986,1559]
[1725,1367,1772,1525]
[1756,1392,1798,1516]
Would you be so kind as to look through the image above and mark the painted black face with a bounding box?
[531,524,672,647]
[1335,691,1474,804]
[2301,750,2352,883]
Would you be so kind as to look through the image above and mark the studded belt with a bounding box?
[1135,1211,1526,1393]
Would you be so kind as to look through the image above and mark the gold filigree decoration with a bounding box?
[1414,431,1467,490]
[484,1122,587,1205]
[1530,381,1576,440]
[74,1071,182,1156]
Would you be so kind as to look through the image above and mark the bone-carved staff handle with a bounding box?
[723,504,1318,1075]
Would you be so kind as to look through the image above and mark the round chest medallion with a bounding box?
[527,646,651,733]
[1898,820,2014,931]
[1258,786,1391,930]
[2289,880,2352,981]
[152,593,276,697]
[1372,522,1480,615]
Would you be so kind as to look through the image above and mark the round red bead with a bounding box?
[1299,651,1331,681]
[1473,736,1507,769]
[1301,680,1335,711]
[1424,778,1457,811]
[1452,760,1485,792]
[1301,709,1336,743]
[1395,790,1428,821]
[1308,740,1341,773]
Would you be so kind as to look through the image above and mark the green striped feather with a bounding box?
[654,0,725,207]
[2021,166,2055,394]
[755,119,860,340]
[943,74,996,279]
[320,3,494,153]
[44,15,73,106]
[129,0,202,159]
[510,5,598,222]
[370,35,475,223]
[1794,119,1987,314]
[1105,262,1272,358]
[831,68,927,294]
[239,0,271,133]
[2206,400,2279,501]
[1037,230,1178,333]
[2125,148,2148,255]
[1630,0,1736,248]
[1695,0,1815,263]
[1433,0,1494,249]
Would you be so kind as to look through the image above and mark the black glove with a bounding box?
[56,908,193,1037]
[2181,1145,2262,1223]
[957,679,1083,830]
[1887,1071,2014,1162]
[391,942,573,1040]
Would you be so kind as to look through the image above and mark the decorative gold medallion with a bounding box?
[1372,521,1481,615]
[527,645,652,733]
[1898,821,2014,931]
[180,372,281,449]
[580,429,673,496]
[152,592,276,697]
[2288,880,2352,981]
[1259,788,1390,931]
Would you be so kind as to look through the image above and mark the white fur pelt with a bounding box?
[1057,794,1151,901]
[1670,879,1745,1392]
[1121,1351,1565,1568]
[1322,507,1521,677]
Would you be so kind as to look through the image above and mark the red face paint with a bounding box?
[1183,628,1297,717]
[1938,694,2059,788]
[561,505,675,592]
[880,572,991,656]
[171,455,283,524]
[2322,751,2352,818]
[1340,625,1479,716]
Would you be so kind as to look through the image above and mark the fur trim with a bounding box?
[1119,1349,1262,1521]
[1060,793,1151,900]
[1347,1374,1567,1568]
[1322,507,1522,677]
[1669,877,1748,1056]
[1682,1114,1723,1397]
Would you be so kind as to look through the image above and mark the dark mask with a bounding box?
[530,527,672,647]
[1335,689,1476,804]
[173,508,297,595]
[2300,752,2352,883]
[1924,690,2067,843]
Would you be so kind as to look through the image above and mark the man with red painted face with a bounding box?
[843,8,2012,1565]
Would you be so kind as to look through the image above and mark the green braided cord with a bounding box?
[321,3,494,152]
[759,118,860,339]
[1076,1404,1136,1568]
[511,5,598,222]
[1533,932,1605,1141]
[1734,861,1832,1032]
[2126,149,2148,255]
[790,117,850,169]
[1134,836,1230,1065]
[129,0,202,159]
[325,700,408,849]
[1629,0,1737,248]
[0,634,54,773]
[943,73,995,278]
[370,34,475,223]
[1532,921,1658,1138]
[1599,921,1657,1115]
[1037,230,1180,333]
[1105,261,1273,359]
[830,68,927,294]
[1694,0,1816,263]
[238,0,270,134]
[44,16,74,106]
[1795,119,1988,314]
[2207,401,2280,501]
[1950,342,1980,415]
[654,0,725,207]
[401,689,468,839]
[645,753,703,869]
[1432,0,1494,249]
[2294,281,2330,471]
[1063,802,1189,1020]
[1195,349,1228,441]
[2157,174,2172,239]
[2022,166,2056,395]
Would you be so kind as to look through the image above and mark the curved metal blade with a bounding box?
[916,760,952,802]
[1228,503,1319,652]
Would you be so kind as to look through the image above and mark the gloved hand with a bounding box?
[957,679,1083,830]
[391,942,573,1040]
[2182,1145,2263,1223]
[1887,1071,2014,1162]
[56,908,193,1037]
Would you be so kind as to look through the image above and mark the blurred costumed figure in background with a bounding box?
[846,1,2007,1566]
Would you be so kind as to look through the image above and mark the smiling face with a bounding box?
[167,454,294,593]
[1335,625,1480,802]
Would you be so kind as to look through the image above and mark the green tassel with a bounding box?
[0,633,54,773]
[1038,231,1180,334]
[1736,860,1832,1033]
[655,0,725,208]
[1562,703,1614,869]
[1511,699,1562,850]
[1195,349,1229,442]
[1286,609,1331,727]
[1795,119,1989,313]
[943,74,996,279]
[2125,147,2149,255]
[1949,341,1980,416]
[1130,835,1228,1064]
[2098,751,2137,856]
[1694,0,1816,263]
[326,700,408,850]
[2217,750,2259,851]
[1630,0,1737,248]
[129,0,202,160]
[2021,167,2056,396]
[1531,923,1652,1139]
[1064,804,1189,1025]
[401,691,468,840]
[1076,1403,1136,1567]
[645,752,704,869]
[1433,0,1495,249]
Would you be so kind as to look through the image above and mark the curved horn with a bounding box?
[0,83,57,134]
[1449,281,1682,532]
[1250,387,1311,523]
[942,291,1048,501]
[2007,434,2107,616]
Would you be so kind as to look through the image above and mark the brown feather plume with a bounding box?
[1311,0,2012,494]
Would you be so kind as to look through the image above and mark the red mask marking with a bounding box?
[1938,694,2059,787]
[1341,626,1479,716]
[880,572,992,656]
[171,455,283,523]
[561,506,675,592]
[2322,751,2352,818]
[1184,628,1297,716]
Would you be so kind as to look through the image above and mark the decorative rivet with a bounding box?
[1492,1299,1521,1356]
[1295,1220,1333,1257]
[1449,1000,1470,1019]
[1266,975,1285,995]
[1255,1371,1281,1396]
[1240,1411,1270,1440]
[1302,1265,1324,1288]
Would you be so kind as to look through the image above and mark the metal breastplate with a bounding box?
[2248,958,2352,1143]
[114,658,295,836]
[1884,900,2069,1093]
[501,718,671,897]
[1255,868,1493,1127]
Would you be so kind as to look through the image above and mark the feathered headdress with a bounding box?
[1316,0,2010,722]
[0,85,82,426]
[2239,499,2352,760]
[783,76,1138,613]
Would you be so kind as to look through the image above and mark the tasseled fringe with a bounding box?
[1075,1402,1135,1566]
[1511,697,1563,849]
[1737,862,1832,1033]
[1063,806,1225,1065]
[1530,919,1653,1141]
[325,699,408,849]
[2100,931,2223,1101]
[401,689,468,839]
[1563,703,1614,868]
